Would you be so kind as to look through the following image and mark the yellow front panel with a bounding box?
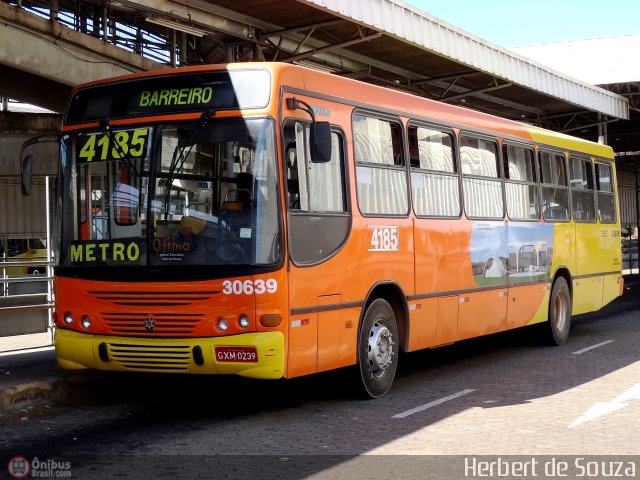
[55,328,285,379]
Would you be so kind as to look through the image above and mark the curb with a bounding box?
[0,377,62,417]
[0,371,110,418]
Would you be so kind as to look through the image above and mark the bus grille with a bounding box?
[107,343,192,372]
[88,290,219,307]
[102,312,204,336]
[87,289,219,337]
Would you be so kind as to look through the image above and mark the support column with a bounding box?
[636,162,640,274]
[49,0,58,22]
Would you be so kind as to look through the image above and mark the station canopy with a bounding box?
[6,0,637,151]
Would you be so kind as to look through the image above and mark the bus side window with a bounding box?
[353,114,407,215]
[503,144,538,220]
[569,156,596,222]
[285,122,346,213]
[460,135,502,219]
[596,162,616,223]
[540,151,570,222]
[409,124,460,217]
[285,142,300,209]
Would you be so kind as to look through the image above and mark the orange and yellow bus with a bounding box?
[31,62,622,397]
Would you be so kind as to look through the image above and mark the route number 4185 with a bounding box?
[369,226,399,252]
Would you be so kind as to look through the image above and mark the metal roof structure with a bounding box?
[515,37,640,158]
[0,0,636,151]
[108,0,633,147]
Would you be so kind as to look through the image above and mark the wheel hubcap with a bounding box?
[367,320,395,375]
[554,290,568,331]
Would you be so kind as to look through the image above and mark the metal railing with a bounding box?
[622,230,639,275]
[6,0,180,65]
[0,256,55,347]
[0,259,54,304]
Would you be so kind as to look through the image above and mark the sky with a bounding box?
[406,0,640,48]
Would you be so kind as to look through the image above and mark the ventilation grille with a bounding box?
[102,312,204,336]
[108,343,192,372]
[88,290,219,307]
[88,289,219,337]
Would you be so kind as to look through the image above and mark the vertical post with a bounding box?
[45,176,54,345]
[136,26,142,56]
[171,29,178,67]
[50,0,59,22]
[102,6,108,42]
[1,237,6,298]
[1,97,8,111]
[180,32,187,65]
[636,162,640,274]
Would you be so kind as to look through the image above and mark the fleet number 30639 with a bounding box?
[222,279,278,295]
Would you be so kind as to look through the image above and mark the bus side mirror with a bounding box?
[310,121,332,163]
[18,133,60,196]
[21,155,33,196]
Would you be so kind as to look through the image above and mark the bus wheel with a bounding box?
[544,277,572,345]
[357,298,399,398]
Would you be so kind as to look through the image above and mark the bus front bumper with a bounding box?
[55,329,285,379]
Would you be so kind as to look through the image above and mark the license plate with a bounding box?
[215,346,258,363]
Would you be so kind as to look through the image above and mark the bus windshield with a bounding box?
[57,117,280,271]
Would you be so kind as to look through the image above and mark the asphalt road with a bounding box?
[1,277,640,479]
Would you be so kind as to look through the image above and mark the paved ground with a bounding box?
[0,276,638,479]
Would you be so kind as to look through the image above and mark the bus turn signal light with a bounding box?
[259,314,281,327]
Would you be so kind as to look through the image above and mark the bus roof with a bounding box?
[66,62,614,159]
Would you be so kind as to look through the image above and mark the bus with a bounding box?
[24,62,623,398]
[1,238,48,276]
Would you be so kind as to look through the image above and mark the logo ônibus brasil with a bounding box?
[7,456,71,478]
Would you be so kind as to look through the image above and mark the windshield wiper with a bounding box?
[98,119,139,177]
[163,110,215,221]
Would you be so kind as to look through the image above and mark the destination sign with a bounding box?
[77,128,149,163]
[65,69,271,125]
[138,87,212,108]
[69,239,145,266]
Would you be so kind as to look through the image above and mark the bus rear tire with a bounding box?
[543,277,572,346]
[357,298,398,398]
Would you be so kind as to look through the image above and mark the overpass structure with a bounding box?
[0,0,638,342]
[0,0,631,130]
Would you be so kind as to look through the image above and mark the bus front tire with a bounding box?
[544,277,572,346]
[357,298,399,398]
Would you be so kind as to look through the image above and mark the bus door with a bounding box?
[283,121,351,377]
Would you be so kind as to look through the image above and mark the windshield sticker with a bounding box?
[153,225,197,262]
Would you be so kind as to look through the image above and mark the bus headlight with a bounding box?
[63,312,74,325]
[81,316,92,329]
[239,314,250,329]
[217,317,228,331]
